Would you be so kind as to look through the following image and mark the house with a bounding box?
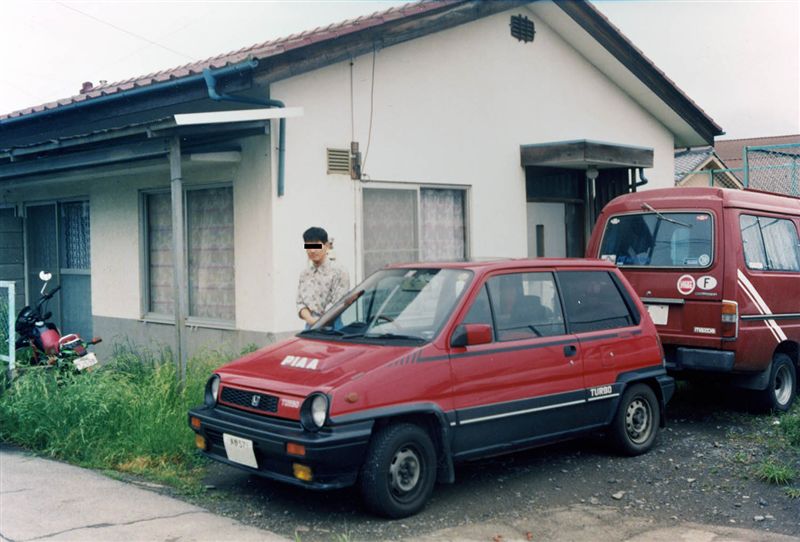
[673,146,742,189]
[0,0,722,361]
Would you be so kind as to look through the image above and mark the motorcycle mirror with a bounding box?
[39,270,52,295]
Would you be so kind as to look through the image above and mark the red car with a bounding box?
[189,259,673,517]
[587,187,799,411]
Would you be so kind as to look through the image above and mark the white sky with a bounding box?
[1,0,798,140]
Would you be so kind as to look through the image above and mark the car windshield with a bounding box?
[303,268,473,342]
[599,211,714,268]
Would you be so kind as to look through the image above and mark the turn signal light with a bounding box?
[721,300,738,339]
[195,434,207,451]
[190,416,201,429]
[286,442,306,456]
[293,463,313,482]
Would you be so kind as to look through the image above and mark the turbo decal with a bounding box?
[737,269,787,343]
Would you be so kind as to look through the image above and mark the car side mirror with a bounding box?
[450,323,493,348]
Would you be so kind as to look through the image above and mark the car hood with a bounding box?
[216,336,418,397]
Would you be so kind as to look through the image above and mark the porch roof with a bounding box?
[520,140,654,170]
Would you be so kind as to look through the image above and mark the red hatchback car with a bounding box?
[189,259,673,517]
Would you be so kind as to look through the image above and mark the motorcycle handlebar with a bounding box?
[45,285,61,299]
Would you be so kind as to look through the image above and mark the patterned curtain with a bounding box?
[60,201,91,269]
[147,193,174,315]
[761,217,800,271]
[363,189,418,276]
[187,187,235,321]
[420,188,465,262]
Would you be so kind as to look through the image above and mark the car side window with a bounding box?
[740,214,800,272]
[486,272,565,341]
[558,271,633,333]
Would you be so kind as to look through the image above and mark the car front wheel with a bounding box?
[610,383,660,456]
[359,423,436,518]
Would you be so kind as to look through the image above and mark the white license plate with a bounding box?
[646,304,669,326]
[223,433,258,468]
[73,352,99,371]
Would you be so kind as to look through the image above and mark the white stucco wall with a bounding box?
[265,5,676,333]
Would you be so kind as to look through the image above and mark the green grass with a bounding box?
[0,344,239,493]
[757,459,797,485]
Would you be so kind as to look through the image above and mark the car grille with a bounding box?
[220,386,279,413]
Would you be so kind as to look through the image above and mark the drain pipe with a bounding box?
[203,67,287,197]
[633,167,649,190]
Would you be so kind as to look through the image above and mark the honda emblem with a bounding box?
[251,395,261,408]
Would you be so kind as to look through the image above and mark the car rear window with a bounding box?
[599,212,714,268]
[558,271,634,333]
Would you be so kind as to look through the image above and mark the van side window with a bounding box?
[558,271,633,333]
[486,272,565,341]
[740,214,800,272]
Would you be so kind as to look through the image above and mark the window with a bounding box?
[599,212,713,267]
[143,186,235,322]
[486,272,565,341]
[740,214,800,272]
[363,187,467,275]
[558,271,633,333]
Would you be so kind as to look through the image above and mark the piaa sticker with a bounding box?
[677,274,696,295]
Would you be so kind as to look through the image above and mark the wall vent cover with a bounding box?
[510,14,535,43]
[327,148,351,175]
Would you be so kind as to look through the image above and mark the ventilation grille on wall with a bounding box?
[327,148,351,175]
[510,14,535,43]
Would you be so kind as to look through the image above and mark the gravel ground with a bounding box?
[186,383,800,541]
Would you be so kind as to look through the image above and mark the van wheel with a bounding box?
[610,383,659,456]
[359,423,436,518]
[759,355,796,412]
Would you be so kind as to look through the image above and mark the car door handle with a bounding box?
[563,345,577,357]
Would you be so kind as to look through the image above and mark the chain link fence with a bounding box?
[0,281,15,375]
[744,144,800,196]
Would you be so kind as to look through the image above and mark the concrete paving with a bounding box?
[0,445,287,542]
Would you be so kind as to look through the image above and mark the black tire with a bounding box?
[610,383,660,456]
[359,423,437,518]
[758,354,797,413]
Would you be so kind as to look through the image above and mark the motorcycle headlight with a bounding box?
[205,375,221,405]
[300,393,329,432]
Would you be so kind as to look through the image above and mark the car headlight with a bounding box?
[300,392,329,432]
[205,375,220,405]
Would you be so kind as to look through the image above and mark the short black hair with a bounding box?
[303,226,328,244]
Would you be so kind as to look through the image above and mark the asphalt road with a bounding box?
[188,384,800,541]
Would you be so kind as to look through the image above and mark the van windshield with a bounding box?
[599,212,714,268]
[302,268,473,342]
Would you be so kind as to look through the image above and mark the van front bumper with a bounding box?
[188,404,373,490]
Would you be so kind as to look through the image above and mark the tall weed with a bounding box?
[0,345,232,490]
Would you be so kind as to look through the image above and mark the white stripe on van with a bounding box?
[737,269,787,342]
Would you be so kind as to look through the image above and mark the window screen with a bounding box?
[558,271,633,333]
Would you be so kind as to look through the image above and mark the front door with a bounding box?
[527,202,566,257]
[25,202,92,339]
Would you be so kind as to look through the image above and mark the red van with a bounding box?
[587,187,799,411]
[189,259,672,517]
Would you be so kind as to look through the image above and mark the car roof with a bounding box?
[387,258,615,273]
[603,187,800,216]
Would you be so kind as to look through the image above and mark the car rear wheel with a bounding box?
[359,423,436,518]
[610,383,659,456]
[759,354,797,413]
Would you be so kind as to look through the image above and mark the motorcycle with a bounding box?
[14,271,101,372]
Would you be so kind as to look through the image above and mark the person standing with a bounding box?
[296,226,350,327]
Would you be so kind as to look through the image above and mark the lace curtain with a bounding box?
[420,188,465,262]
[60,201,91,269]
[147,187,235,320]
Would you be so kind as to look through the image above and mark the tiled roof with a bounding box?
[715,134,800,168]
[674,146,715,180]
[1,0,458,120]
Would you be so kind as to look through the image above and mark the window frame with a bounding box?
[360,182,471,279]
[139,182,236,328]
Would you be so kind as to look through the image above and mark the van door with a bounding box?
[593,209,724,355]
[448,271,583,458]
[735,212,800,370]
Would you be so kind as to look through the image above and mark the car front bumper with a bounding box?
[188,404,373,490]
